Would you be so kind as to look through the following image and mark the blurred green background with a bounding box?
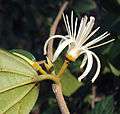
[0,0,120,114]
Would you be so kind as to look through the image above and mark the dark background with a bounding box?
[0,0,120,114]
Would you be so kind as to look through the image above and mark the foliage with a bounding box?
[0,49,39,114]
[54,58,83,96]
[87,96,114,114]
[0,0,120,114]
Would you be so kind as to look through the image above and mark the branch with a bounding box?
[91,85,96,108]
[52,84,70,114]
[47,1,69,61]
[47,1,70,114]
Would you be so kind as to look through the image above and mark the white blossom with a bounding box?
[44,11,115,83]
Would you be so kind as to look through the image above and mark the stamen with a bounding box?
[76,18,84,41]
[88,39,115,49]
[81,16,95,41]
[76,16,88,42]
[90,16,95,21]
[80,27,100,46]
[85,32,110,47]
[71,11,74,37]
[92,32,109,43]
[74,17,78,39]
[63,14,69,35]
[66,15,72,37]
[77,16,95,47]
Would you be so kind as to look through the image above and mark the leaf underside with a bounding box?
[0,49,39,114]
[10,49,36,61]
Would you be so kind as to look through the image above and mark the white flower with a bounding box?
[44,11,115,83]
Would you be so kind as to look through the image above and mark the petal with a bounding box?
[80,54,87,69]
[58,35,69,46]
[78,50,93,82]
[91,52,101,83]
[44,35,68,55]
[63,35,76,51]
[52,39,75,62]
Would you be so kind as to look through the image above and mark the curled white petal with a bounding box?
[80,55,87,69]
[91,52,101,83]
[64,35,76,51]
[52,39,75,62]
[58,35,70,46]
[78,50,93,82]
[44,35,68,55]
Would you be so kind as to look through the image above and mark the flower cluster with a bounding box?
[44,11,114,83]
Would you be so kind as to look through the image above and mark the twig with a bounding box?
[57,60,69,78]
[52,83,70,114]
[91,85,96,108]
[47,1,70,114]
[91,85,104,108]
[48,1,68,60]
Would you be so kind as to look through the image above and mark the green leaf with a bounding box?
[10,49,36,61]
[102,39,120,68]
[54,58,83,96]
[117,0,120,4]
[100,13,120,33]
[42,98,60,114]
[73,0,96,13]
[0,49,39,114]
[100,0,120,14]
[88,96,114,114]
[109,63,120,76]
